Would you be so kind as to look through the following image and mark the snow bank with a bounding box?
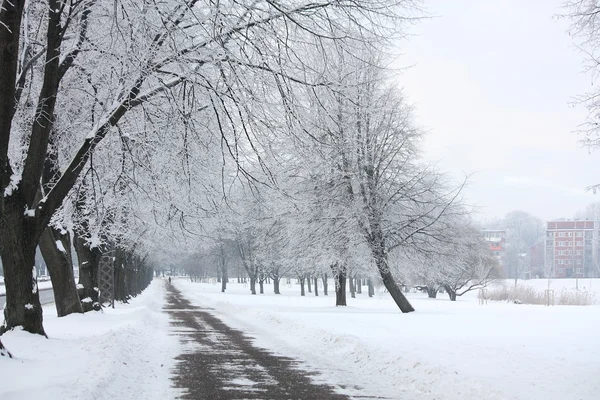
[0,279,178,400]
[175,279,600,400]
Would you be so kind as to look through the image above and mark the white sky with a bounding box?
[399,0,600,222]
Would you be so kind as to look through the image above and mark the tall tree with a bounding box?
[0,0,417,337]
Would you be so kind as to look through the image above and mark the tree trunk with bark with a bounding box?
[39,226,82,317]
[259,275,265,294]
[322,273,328,295]
[444,285,457,301]
[335,268,347,306]
[313,277,319,296]
[73,228,100,309]
[0,0,61,336]
[273,277,281,294]
[378,265,414,312]
[250,276,257,295]
[427,286,438,299]
[349,276,356,298]
[356,276,362,294]
[219,242,227,293]
[0,196,46,336]
[368,278,374,297]
[307,275,312,293]
[114,249,126,303]
[370,228,414,313]
[300,276,305,296]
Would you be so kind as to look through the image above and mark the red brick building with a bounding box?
[545,220,599,278]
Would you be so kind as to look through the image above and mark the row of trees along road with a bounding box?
[0,0,504,357]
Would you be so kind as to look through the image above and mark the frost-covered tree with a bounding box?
[1,0,418,337]
[440,235,502,301]
[295,45,465,312]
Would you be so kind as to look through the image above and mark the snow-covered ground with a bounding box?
[174,278,600,400]
[0,279,178,400]
[0,277,598,399]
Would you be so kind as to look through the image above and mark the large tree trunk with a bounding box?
[427,286,438,299]
[313,277,319,296]
[250,276,257,295]
[322,273,328,296]
[335,268,347,306]
[368,278,374,297]
[307,275,312,293]
[370,232,414,313]
[356,276,362,294]
[0,198,46,335]
[444,285,457,301]
[349,276,356,298]
[73,229,100,307]
[39,226,82,317]
[378,267,414,312]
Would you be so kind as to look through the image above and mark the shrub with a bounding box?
[481,284,597,306]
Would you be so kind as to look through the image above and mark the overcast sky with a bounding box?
[399,0,600,223]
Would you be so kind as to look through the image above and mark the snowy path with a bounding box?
[166,284,356,400]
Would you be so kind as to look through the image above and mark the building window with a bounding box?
[559,232,566,237]
[568,241,573,246]
[585,240,592,246]
[576,250,582,256]
[576,268,583,273]
[568,232,573,237]
[576,241,583,247]
[576,232,583,237]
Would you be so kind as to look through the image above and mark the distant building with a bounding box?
[482,229,506,275]
[545,220,600,278]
